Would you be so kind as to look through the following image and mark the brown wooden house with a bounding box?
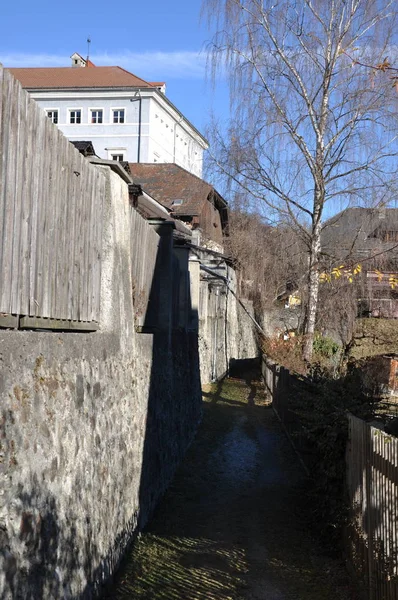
[322,208,398,318]
[129,163,228,248]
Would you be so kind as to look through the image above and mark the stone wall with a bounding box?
[0,167,202,599]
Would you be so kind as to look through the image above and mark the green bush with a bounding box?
[313,334,340,358]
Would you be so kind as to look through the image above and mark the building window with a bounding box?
[90,109,103,124]
[111,154,124,161]
[46,110,58,124]
[113,109,125,124]
[69,110,81,124]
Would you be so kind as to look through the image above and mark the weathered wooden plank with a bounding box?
[0,70,17,313]
[346,416,398,600]
[67,150,79,320]
[20,315,99,331]
[19,90,35,315]
[77,155,86,321]
[10,81,27,314]
[55,135,68,319]
[34,112,51,317]
[0,70,104,324]
[129,208,160,328]
[0,66,5,293]
[0,314,18,328]
[42,118,57,318]
[81,156,91,322]
[92,168,104,321]
[50,125,61,319]
[29,101,43,316]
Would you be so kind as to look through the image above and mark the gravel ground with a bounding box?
[106,371,357,600]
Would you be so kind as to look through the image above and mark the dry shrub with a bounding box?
[261,333,341,376]
[261,335,308,375]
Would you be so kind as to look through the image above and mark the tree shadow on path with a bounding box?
[107,360,356,600]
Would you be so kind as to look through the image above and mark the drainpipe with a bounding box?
[130,91,142,163]
[211,289,220,381]
[137,93,142,163]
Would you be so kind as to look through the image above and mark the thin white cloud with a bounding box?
[0,50,207,79]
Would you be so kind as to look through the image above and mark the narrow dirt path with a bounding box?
[106,371,355,599]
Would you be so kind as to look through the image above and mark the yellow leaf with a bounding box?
[375,270,383,282]
[377,57,390,72]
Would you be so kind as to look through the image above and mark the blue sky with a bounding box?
[0,0,226,135]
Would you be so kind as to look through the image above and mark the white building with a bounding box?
[8,54,208,177]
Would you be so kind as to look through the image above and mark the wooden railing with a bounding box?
[0,66,106,326]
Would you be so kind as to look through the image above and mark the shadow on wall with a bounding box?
[1,229,202,598]
[136,226,202,531]
[2,478,135,599]
[102,228,203,593]
[2,481,83,599]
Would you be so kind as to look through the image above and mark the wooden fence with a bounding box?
[346,415,398,600]
[0,66,106,325]
[262,355,398,599]
[129,207,159,328]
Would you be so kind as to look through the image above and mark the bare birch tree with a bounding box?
[203,0,398,360]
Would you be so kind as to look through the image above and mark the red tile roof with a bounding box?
[129,163,227,216]
[7,66,156,89]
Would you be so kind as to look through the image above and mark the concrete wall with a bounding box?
[0,167,202,599]
[192,255,258,384]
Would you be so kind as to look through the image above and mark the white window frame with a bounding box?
[111,153,125,162]
[106,148,126,161]
[89,108,104,124]
[68,108,82,125]
[46,109,59,124]
[112,108,125,124]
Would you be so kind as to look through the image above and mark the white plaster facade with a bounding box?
[27,86,207,177]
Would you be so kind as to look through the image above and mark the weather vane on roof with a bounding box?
[87,36,91,64]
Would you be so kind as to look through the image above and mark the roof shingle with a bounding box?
[129,163,224,216]
[7,66,156,89]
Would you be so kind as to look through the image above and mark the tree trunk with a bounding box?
[303,212,322,362]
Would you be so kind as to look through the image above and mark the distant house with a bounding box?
[8,54,208,177]
[70,140,96,157]
[129,163,229,248]
[322,207,398,262]
[322,208,398,318]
